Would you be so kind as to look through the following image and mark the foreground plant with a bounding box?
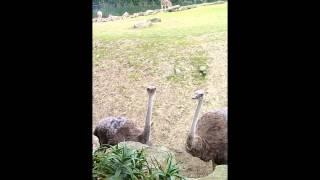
[93,144,185,180]
[149,153,185,180]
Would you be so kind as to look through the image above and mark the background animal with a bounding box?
[93,86,156,146]
[185,90,228,168]
[160,0,172,10]
[97,10,102,20]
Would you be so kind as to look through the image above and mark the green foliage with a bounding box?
[149,154,186,179]
[93,144,185,180]
[93,4,227,41]
[93,144,148,179]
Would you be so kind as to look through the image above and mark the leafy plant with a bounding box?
[93,144,148,180]
[93,144,185,180]
[149,153,186,180]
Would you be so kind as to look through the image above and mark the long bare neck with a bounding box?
[143,93,154,144]
[190,98,203,138]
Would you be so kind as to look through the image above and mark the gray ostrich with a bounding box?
[185,89,228,168]
[94,86,156,146]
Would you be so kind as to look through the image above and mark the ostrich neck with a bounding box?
[191,98,203,138]
[143,93,154,144]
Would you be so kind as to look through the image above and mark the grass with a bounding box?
[93,4,227,41]
[93,3,226,85]
[93,145,185,180]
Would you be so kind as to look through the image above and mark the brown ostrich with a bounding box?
[93,86,156,146]
[185,89,228,168]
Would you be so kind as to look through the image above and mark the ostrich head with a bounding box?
[147,86,156,95]
[192,89,205,100]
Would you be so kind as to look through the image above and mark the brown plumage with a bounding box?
[93,86,156,146]
[185,90,228,167]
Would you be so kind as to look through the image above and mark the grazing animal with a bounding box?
[185,90,228,168]
[160,0,172,10]
[97,10,102,21]
[94,86,156,146]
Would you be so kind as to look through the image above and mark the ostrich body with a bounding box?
[185,90,228,167]
[94,86,156,146]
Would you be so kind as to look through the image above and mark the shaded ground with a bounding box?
[93,3,227,178]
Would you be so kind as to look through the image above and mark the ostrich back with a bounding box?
[114,121,144,144]
[94,117,143,146]
[196,109,228,164]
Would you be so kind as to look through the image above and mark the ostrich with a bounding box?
[185,89,228,168]
[93,86,156,146]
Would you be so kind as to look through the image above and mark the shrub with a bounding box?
[149,154,185,179]
[93,144,185,180]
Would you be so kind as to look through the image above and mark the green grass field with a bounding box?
[93,4,227,41]
[93,3,227,178]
